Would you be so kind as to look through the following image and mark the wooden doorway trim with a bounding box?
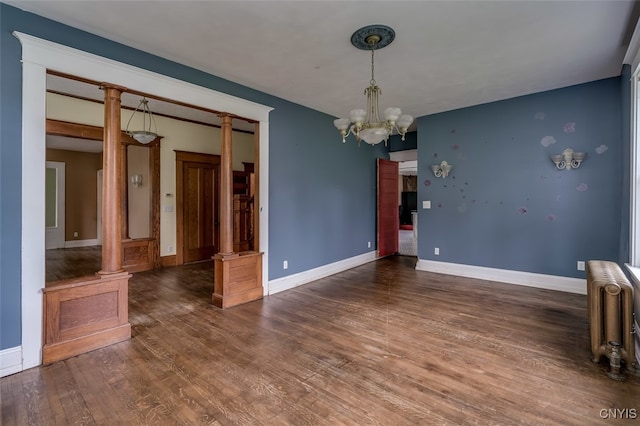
[253,122,260,251]
[175,150,222,266]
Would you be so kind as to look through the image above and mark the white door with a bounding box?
[45,161,65,249]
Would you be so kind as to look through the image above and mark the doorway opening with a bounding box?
[391,150,418,257]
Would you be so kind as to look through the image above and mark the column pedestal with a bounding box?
[213,251,263,309]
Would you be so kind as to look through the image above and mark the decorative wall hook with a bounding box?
[431,161,452,178]
[550,148,586,171]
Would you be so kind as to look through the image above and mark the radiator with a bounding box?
[586,260,637,374]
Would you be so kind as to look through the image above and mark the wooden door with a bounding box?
[377,159,399,257]
[179,158,220,263]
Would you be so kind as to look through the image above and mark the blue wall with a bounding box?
[388,131,418,152]
[0,4,385,350]
[417,78,624,277]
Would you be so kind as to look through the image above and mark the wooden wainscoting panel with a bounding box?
[42,272,131,364]
[213,251,263,309]
[122,238,154,273]
[59,291,118,331]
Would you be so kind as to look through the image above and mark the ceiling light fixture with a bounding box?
[125,97,158,144]
[334,25,414,146]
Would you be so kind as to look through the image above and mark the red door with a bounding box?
[377,159,399,257]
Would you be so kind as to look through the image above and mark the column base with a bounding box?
[212,251,263,309]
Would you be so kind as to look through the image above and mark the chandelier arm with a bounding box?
[125,102,144,134]
[145,101,158,134]
[142,101,148,133]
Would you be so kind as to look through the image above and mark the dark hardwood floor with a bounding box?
[45,246,102,282]
[3,255,639,425]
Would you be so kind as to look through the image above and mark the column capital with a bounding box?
[99,83,128,93]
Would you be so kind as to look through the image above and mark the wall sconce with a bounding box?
[131,174,143,187]
[431,161,452,178]
[550,148,586,171]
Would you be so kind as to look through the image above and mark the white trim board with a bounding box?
[415,259,586,295]
[268,251,377,295]
[14,31,272,370]
[0,347,22,378]
[64,239,99,248]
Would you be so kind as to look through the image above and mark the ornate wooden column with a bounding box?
[213,114,263,309]
[219,114,234,256]
[42,84,132,364]
[100,84,127,275]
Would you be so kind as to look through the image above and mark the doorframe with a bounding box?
[175,151,221,265]
[45,161,65,249]
[15,31,273,370]
[97,169,103,245]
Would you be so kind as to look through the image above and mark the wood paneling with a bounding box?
[122,238,155,273]
[233,195,252,252]
[213,251,263,308]
[42,272,131,365]
[5,256,638,424]
[377,159,399,257]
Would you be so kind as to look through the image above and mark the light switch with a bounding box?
[423,201,431,209]
[163,205,174,213]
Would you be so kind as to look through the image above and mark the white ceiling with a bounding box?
[7,1,639,125]
[47,134,103,153]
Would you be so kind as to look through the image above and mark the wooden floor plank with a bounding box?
[1,375,19,426]
[3,255,640,425]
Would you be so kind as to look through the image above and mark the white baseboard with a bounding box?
[65,239,99,248]
[415,259,586,295]
[0,346,22,377]
[268,251,377,295]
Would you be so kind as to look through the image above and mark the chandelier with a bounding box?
[125,97,158,144]
[334,25,413,146]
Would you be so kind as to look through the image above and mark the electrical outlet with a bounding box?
[283,260,288,270]
[168,245,173,252]
[368,241,371,248]
[577,261,585,271]
[73,231,78,238]
[434,247,440,255]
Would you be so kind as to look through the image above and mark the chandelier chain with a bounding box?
[370,45,376,86]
